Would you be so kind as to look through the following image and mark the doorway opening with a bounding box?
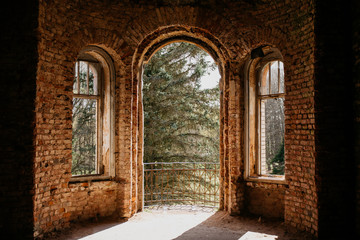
[142,42,221,208]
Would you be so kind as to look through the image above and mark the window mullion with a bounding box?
[268,62,271,95]
[73,94,100,100]
[77,61,80,94]
[86,62,89,95]
[96,96,100,174]
[257,97,261,175]
[258,94,285,100]
[277,61,281,94]
[97,70,103,175]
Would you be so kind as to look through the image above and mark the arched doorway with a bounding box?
[142,41,221,208]
[131,26,232,214]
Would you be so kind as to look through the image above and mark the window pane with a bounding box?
[259,97,284,175]
[279,61,285,93]
[79,61,88,94]
[260,64,270,95]
[88,64,98,95]
[270,61,279,94]
[72,98,97,175]
[74,62,78,93]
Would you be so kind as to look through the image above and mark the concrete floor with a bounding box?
[51,206,312,240]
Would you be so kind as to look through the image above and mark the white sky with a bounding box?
[200,56,220,90]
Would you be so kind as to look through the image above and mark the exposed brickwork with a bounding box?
[3,0,358,239]
[33,0,134,237]
[245,182,286,219]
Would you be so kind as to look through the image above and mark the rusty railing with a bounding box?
[144,162,220,207]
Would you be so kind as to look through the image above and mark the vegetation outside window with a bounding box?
[72,59,101,175]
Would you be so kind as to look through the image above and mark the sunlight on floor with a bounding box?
[53,207,304,240]
[238,231,278,240]
[78,209,215,240]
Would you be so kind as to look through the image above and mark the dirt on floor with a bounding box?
[48,205,314,240]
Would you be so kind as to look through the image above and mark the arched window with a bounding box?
[72,46,115,177]
[245,47,285,181]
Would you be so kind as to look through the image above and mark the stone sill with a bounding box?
[69,174,112,183]
[245,175,287,185]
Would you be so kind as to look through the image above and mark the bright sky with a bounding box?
[200,56,220,90]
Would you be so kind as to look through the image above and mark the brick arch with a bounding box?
[129,25,236,214]
[67,28,128,69]
[132,25,230,69]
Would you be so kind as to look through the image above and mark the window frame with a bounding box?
[244,47,286,184]
[70,46,115,181]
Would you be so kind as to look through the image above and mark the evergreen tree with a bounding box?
[269,140,284,175]
[143,42,220,165]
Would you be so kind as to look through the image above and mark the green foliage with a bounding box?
[269,140,284,175]
[143,42,220,165]
[72,68,97,175]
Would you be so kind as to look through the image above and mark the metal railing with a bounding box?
[144,162,220,207]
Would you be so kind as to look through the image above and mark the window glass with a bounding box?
[260,64,270,95]
[88,65,98,95]
[74,63,78,93]
[279,61,285,93]
[72,60,100,176]
[72,98,98,175]
[79,61,88,94]
[270,61,279,94]
[260,61,285,96]
[259,98,285,175]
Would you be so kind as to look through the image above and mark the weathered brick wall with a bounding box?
[280,2,318,235]
[314,0,356,238]
[32,0,321,238]
[245,182,286,218]
[34,0,134,237]
[0,1,38,239]
[235,1,318,235]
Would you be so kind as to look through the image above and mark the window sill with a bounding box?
[245,175,287,185]
[69,174,112,183]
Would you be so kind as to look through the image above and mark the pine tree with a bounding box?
[269,140,284,175]
[143,42,219,165]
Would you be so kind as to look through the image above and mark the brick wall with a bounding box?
[0,1,38,239]
[245,182,286,218]
[33,0,134,237]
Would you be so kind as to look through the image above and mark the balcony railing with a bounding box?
[144,162,220,207]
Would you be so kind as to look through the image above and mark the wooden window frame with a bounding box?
[71,46,115,181]
[244,47,286,184]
